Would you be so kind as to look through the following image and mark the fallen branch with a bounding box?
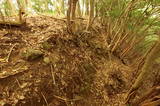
[0,20,25,27]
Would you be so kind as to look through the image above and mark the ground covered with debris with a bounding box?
[0,16,159,106]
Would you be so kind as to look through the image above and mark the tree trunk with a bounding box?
[17,0,26,24]
[67,0,78,33]
[61,0,65,15]
[125,39,160,104]
[77,1,81,17]
[67,0,72,33]
[85,0,89,16]
[71,0,78,20]
[86,0,95,30]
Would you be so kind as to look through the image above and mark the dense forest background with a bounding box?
[0,0,160,106]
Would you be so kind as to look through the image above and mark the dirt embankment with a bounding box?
[1,16,157,106]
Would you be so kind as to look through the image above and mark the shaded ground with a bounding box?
[0,16,159,106]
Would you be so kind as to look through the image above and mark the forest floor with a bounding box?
[0,16,159,106]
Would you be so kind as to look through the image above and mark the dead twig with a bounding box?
[53,95,83,102]
[53,95,68,101]
[50,64,56,85]
[15,78,21,88]
[41,92,49,106]
[53,95,69,106]
[6,43,17,62]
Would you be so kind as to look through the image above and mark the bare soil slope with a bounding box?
[0,16,150,106]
